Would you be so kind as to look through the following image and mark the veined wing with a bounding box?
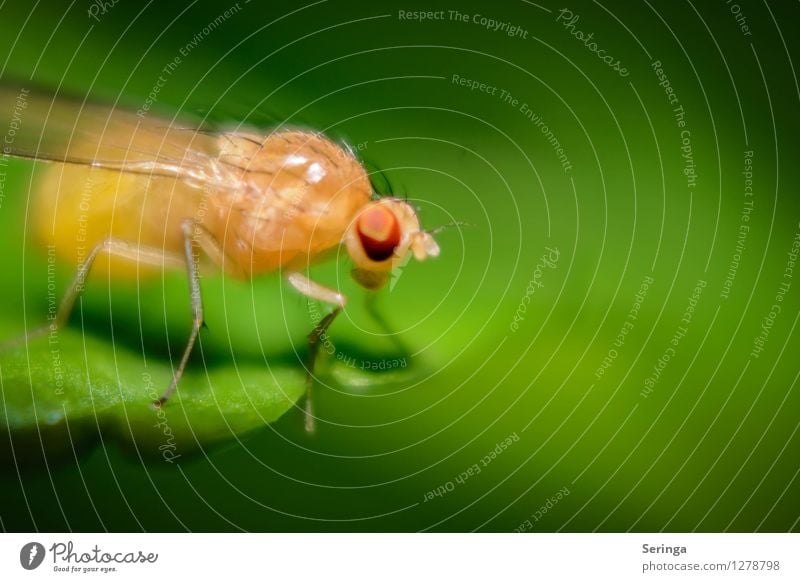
[0,84,240,190]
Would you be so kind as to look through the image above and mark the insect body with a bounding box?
[2,87,440,432]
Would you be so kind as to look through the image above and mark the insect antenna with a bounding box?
[426,220,473,235]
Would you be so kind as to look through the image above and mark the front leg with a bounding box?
[287,272,347,434]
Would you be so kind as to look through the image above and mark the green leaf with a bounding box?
[0,327,306,463]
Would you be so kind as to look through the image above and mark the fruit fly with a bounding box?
[0,86,440,432]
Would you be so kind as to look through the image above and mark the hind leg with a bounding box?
[1,238,184,351]
[2,221,238,408]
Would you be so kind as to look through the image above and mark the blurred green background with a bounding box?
[0,0,798,532]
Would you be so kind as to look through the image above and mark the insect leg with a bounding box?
[287,272,347,433]
[180,220,247,279]
[1,239,183,349]
[364,292,409,356]
[153,219,227,407]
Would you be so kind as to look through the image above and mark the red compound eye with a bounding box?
[357,205,401,262]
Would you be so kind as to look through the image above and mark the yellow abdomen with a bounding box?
[34,163,204,278]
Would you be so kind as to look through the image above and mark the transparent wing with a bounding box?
[0,84,235,188]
